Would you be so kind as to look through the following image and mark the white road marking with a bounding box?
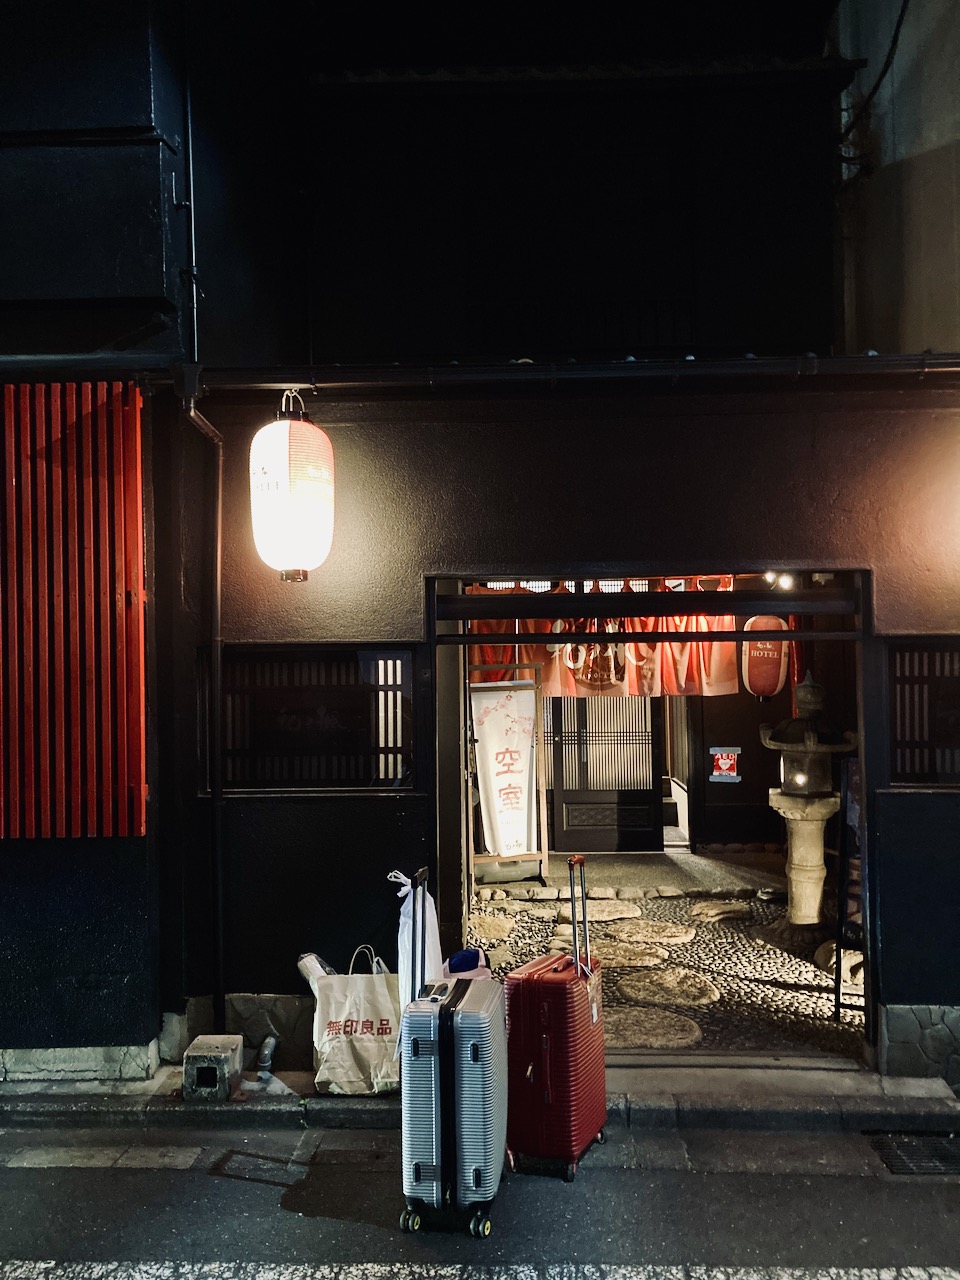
[5,1146,203,1170]
[0,1267,958,1279]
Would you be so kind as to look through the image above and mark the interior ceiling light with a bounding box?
[249,390,334,582]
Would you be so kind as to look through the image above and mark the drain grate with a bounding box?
[870,1132,960,1175]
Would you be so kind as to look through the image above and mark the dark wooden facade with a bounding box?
[1,4,959,1080]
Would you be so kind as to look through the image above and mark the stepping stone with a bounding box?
[498,900,556,918]
[506,886,532,899]
[493,899,529,914]
[523,905,560,922]
[655,885,686,898]
[589,940,669,967]
[688,900,753,923]
[477,888,492,902]
[618,966,721,1007]
[469,914,515,942]
[603,1006,702,1050]
[529,886,560,900]
[616,886,646,900]
[607,920,697,946]
[813,941,865,987]
[587,886,616,899]
[557,899,642,924]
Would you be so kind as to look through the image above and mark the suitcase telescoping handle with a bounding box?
[567,855,593,979]
[410,865,429,1004]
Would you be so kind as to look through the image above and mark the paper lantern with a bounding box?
[741,615,789,698]
[249,398,334,581]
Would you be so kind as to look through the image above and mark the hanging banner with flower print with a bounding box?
[471,681,538,854]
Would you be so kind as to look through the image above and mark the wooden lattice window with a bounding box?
[219,646,414,791]
[0,383,147,837]
[890,643,960,786]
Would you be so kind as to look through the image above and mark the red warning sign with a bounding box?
[709,747,741,782]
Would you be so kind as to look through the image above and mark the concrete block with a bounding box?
[0,1041,159,1082]
[159,1012,190,1065]
[182,1034,243,1104]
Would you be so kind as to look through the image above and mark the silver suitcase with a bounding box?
[400,975,508,1237]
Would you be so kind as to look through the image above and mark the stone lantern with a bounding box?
[760,672,857,931]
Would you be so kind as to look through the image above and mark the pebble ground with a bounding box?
[468,890,865,1058]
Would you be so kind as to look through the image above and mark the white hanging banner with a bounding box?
[471,681,537,855]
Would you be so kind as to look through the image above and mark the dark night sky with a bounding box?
[194,3,842,76]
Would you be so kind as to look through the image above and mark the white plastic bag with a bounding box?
[388,868,444,1008]
[304,944,401,1095]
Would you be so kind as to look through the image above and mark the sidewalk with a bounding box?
[1,1056,957,1133]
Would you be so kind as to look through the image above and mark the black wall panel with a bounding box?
[0,840,157,1048]
[874,789,960,1005]
[220,797,435,995]
[0,146,173,302]
[693,679,796,845]
[0,5,159,134]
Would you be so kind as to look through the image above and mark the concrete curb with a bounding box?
[0,1088,956,1133]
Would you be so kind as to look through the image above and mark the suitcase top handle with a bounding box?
[567,855,593,979]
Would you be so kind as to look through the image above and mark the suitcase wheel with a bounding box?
[468,1211,492,1238]
[563,1162,577,1183]
[400,1209,422,1233]
[597,1129,606,1144]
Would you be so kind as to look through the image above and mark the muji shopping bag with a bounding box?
[306,945,401,1095]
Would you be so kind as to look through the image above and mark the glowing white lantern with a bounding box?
[249,392,334,581]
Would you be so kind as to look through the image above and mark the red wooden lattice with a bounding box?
[0,382,147,838]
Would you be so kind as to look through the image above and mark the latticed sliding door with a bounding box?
[545,695,664,851]
[0,382,147,837]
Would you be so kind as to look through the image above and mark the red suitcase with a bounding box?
[504,855,607,1180]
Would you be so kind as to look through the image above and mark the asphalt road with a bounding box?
[0,1121,957,1274]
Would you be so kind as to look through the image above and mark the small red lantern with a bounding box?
[741,615,789,698]
[249,391,334,581]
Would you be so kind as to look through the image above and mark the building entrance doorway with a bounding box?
[432,571,868,1066]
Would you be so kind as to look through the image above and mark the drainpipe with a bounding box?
[174,15,227,1037]
[178,371,226,1038]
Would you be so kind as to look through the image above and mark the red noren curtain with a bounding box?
[468,578,743,697]
[0,382,147,837]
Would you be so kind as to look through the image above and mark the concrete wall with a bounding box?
[839,0,960,354]
[197,385,960,642]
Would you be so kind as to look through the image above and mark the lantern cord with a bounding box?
[280,388,306,417]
